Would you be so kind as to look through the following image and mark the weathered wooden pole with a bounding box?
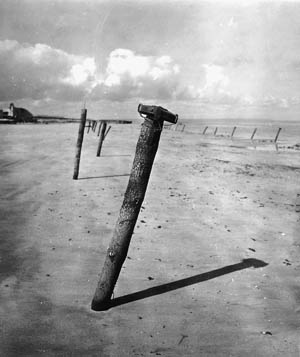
[181,124,185,132]
[251,128,257,140]
[73,108,87,180]
[214,127,218,136]
[91,104,178,311]
[274,127,282,143]
[97,121,103,136]
[231,126,237,138]
[203,126,208,135]
[92,121,97,132]
[96,121,107,157]
[87,120,91,133]
[104,125,111,140]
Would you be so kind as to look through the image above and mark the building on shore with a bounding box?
[0,103,36,123]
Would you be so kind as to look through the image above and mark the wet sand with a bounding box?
[0,122,299,356]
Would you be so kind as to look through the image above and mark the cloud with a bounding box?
[261,95,290,109]
[92,48,181,101]
[0,40,294,114]
[0,41,182,102]
[0,39,95,101]
[196,64,239,104]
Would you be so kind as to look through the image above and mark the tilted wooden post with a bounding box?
[274,127,282,143]
[73,109,87,180]
[97,121,102,136]
[87,120,91,133]
[251,128,257,140]
[231,126,237,138]
[96,121,107,157]
[203,126,208,135]
[91,104,178,311]
[104,125,111,140]
[214,127,218,136]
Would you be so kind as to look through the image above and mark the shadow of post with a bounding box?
[94,258,268,311]
[78,174,130,180]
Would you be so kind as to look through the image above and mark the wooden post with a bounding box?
[274,127,282,143]
[214,127,218,136]
[104,125,111,140]
[96,121,107,157]
[91,105,177,311]
[231,126,237,138]
[251,128,257,140]
[87,120,91,133]
[73,109,87,180]
[203,126,208,135]
[181,124,185,132]
[97,121,103,136]
[92,121,97,132]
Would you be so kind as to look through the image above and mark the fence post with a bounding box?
[231,126,237,138]
[96,121,107,157]
[73,108,87,180]
[87,120,91,133]
[97,121,102,137]
[104,125,111,140]
[91,104,178,311]
[274,127,282,143]
[203,126,208,135]
[214,127,218,136]
[251,128,257,140]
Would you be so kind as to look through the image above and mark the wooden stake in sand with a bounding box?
[251,128,257,141]
[231,126,237,138]
[104,125,111,139]
[274,127,282,143]
[91,104,178,311]
[96,121,107,157]
[97,121,102,137]
[73,108,87,180]
[87,120,91,133]
[203,126,208,135]
[214,127,218,136]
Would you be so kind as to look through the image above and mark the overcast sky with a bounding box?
[0,0,300,119]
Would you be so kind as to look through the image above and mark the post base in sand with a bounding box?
[91,298,112,311]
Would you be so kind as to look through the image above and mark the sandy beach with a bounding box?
[0,121,299,356]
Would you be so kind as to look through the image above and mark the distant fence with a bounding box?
[163,122,300,151]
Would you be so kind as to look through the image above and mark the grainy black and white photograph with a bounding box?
[0,0,299,356]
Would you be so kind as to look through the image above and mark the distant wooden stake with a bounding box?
[91,105,177,311]
[181,124,185,132]
[214,127,218,136]
[73,109,87,180]
[104,125,111,140]
[92,121,97,132]
[274,127,282,143]
[87,120,91,133]
[231,126,237,138]
[97,122,102,136]
[96,121,107,157]
[251,128,257,140]
[203,126,208,135]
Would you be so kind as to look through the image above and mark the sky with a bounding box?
[0,0,300,120]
